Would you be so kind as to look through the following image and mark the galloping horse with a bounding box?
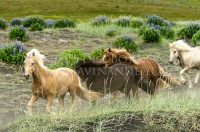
[24,49,101,114]
[74,58,142,101]
[102,48,182,97]
[169,40,200,88]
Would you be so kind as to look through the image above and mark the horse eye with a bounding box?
[32,63,34,65]
[174,51,176,53]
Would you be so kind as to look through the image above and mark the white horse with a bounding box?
[169,40,200,88]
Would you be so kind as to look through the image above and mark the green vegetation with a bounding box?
[30,23,44,31]
[0,42,27,65]
[0,0,200,20]
[192,30,200,46]
[8,25,30,42]
[49,49,87,69]
[54,19,76,28]
[178,24,200,39]
[142,28,161,43]
[0,18,7,29]
[8,94,200,131]
[113,35,139,53]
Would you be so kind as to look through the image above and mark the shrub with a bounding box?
[160,27,175,39]
[116,16,130,27]
[90,48,103,60]
[92,15,110,26]
[23,16,45,27]
[131,20,143,28]
[192,30,200,46]
[105,28,117,36]
[177,24,200,39]
[30,23,44,31]
[142,27,161,43]
[10,18,26,26]
[147,15,172,27]
[8,25,29,42]
[49,49,87,69]
[147,15,164,26]
[112,35,139,53]
[44,19,55,28]
[54,19,76,28]
[0,41,27,65]
[138,25,147,36]
[0,18,7,30]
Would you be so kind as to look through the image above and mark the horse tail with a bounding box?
[76,77,102,101]
[158,65,182,86]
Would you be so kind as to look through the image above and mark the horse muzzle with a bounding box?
[169,61,174,65]
[24,74,30,80]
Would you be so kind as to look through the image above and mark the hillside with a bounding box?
[0,0,200,20]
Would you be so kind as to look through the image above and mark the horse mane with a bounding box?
[26,48,46,67]
[74,58,105,69]
[170,40,193,51]
[104,48,138,65]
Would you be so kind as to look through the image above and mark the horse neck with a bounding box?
[177,51,186,68]
[32,61,48,82]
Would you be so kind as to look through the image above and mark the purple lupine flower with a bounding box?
[45,19,55,27]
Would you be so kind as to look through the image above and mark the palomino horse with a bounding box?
[24,49,101,113]
[102,48,182,97]
[169,40,200,88]
[74,58,142,101]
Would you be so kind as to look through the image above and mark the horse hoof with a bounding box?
[188,85,193,89]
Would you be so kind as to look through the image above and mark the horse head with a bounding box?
[24,52,36,80]
[102,48,117,66]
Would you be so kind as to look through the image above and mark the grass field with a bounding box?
[0,1,200,131]
[0,0,200,20]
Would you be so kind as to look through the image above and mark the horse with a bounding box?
[24,49,101,114]
[74,58,165,100]
[102,48,182,97]
[169,40,200,88]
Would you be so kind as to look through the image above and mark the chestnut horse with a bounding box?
[102,48,182,96]
[24,49,101,114]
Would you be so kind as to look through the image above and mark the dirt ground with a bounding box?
[0,29,200,130]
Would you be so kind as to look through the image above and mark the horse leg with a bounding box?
[58,94,65,108]
[132,87,139,102]
[185,72,193,88]
[180,67,189,84]
[68,89,77,112]
[194,71,200,84]
[113,91,120,102]
[46,96,54,112]
[28,95,38,115]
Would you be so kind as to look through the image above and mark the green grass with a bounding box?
[0,0,200,20]
[7,93,200,131]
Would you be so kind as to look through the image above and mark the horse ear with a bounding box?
[32,52,35,56]
[108,48,111,52]
[102,49,104,52]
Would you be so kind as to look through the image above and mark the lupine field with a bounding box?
[0,0,200,131]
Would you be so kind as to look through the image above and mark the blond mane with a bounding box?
[26,48,46,67]
[170,40,193,51]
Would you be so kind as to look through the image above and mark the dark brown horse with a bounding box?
[102,48,182,97]
[74,58,161,100]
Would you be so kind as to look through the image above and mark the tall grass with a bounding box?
[77,22,136,36]
[8,90,200,131]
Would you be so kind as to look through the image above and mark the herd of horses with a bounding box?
[23,40,200,114]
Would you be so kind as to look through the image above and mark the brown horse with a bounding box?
[102,48,182,97]
[24,49,101,114]
[74,58,143,101]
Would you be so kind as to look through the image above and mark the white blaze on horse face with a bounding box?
[24,58,34,78]
[102,54,106,62]
[169,48,179,63]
